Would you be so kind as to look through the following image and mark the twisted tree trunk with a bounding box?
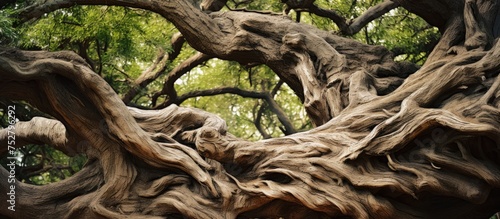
[1,0,500,218]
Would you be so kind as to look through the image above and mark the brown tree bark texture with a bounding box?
[1,0,500,218]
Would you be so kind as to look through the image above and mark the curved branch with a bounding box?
[16,0,227,56]
[176,87,267,102]
[152,52,213,107]
[1,160,103,218]
[0,48,220,198]
[0,117,74,155]
[253,102,272,139]
[192,50,500,218]
[393,0,455,30]
[172,86,297,135]
[16,0,415,126]
[122,32,185,103]
[6,1,500,218]
[306,0,400,35]
[201,0,228,11]
[253,80,296,137]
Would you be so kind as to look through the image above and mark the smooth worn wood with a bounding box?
[1,0,500,218]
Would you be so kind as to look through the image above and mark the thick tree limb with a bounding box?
[463,0,498,50]
[1,40,500,219]
[16,0,416,126]
[0,48,226,214]
[392,0,457,30]
[4,0,500,218]
[398,0,498,62]
[1,159,104,218]
[192,41,500,219]
[0,117,72,155]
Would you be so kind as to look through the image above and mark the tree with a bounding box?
[1,0,499,218]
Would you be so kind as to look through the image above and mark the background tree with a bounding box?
[1,0,499,218]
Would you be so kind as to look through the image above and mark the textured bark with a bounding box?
[1,0,500,218]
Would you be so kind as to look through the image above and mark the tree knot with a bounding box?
[282,33,307,51]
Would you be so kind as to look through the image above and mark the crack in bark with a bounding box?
[2,0,500,218]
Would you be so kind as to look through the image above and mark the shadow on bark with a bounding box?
[1,0,500,218]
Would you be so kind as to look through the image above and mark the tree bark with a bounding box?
[1,0,500,218]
